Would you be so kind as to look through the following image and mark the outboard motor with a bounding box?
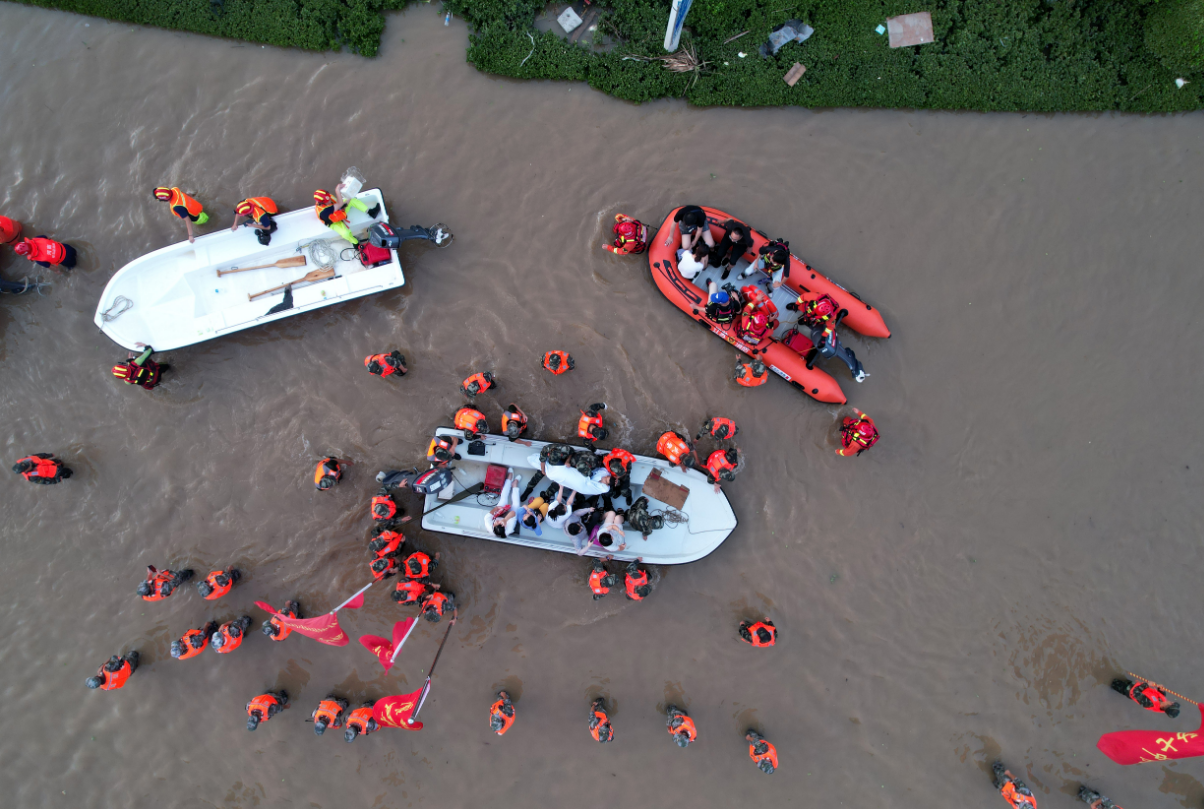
[369,222,454,250]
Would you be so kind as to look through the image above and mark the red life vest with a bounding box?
[742,621,777,647]
[702,417,737,440]
[267,605,298,642]
[422,591,452,617]
[112,359,161,389]
[607,219,648,255]
[312,700,345,728]
[313,190,347,224]
[1000,781,1037,809]
[404,552,434,579]
[15,455,61,481]
[739,308,773,342]
[736,361,769,387]
[706,449,737,483]
[589,567,611,596]
[669,715,697,743]
[371,530,405,558]
[427,436,456,462]
[603,448,635,477]
[314,458,342,489]
[247,693,283,722]
[590,709,613,742]
[393,579,428,605]
[578,410,604,441]
[838,415,879,456]
[370,555,399,580]
[234,196,278,224]
[346,706,375,736]
[371,493,397,521]
[461,372,493,396]
[201,569,235,601]
[1130,682,1173,712]
[656,432,692,466]
[625,568,650,601]
[174,628,209,660]
[364,353,402,377]
[0,215,20,245]
[99,660,133,691]
[454,407,488,435]
[17,237,67,265]
[141,568,177,602]
[749,739,778,771]
[798,293,839,327]
[489,699,515,735]
[542,351,573,375]
[213,622,244,654]
[501,406,528,437]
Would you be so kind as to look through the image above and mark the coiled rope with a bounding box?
[100,295,133,321]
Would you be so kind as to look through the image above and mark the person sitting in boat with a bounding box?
[518,493,552,536]
[802,309,867,383]
[712,220,754,280]
[705,282,739,324]
[589,509,626,553]
[739,239,790,289]
[624,496,664,539]
[673,205,714,251]
[486,468,522,537]
[314,185,380,245]
[230,196,279,246]
[603,214,649,255]
[427,435,461,466]
[737,305,775,344]
[112,342,168,390]
[676,239,710,281]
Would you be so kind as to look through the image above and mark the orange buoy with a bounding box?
[0,216,22,245]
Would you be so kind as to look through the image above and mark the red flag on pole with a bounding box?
[373,681,429,731]
[252,583,373,648]
[1097,704,1204,764]
[358,618,417,672]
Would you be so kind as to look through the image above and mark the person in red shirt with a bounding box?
[13,235,76,269]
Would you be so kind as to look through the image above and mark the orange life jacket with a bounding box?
[393,579,428,604]
[1000,781,1037,809]
[159,187,204,220]
[427,436,456,462]
[603,448,635,477]
[589,567,611,596]
[454,407,488,435]
[200,570,235,601]
[489,699,515,735]
[141,568,177,602]
[0,215,20,245]
[313,190,347,224]
[501,407,528,437]
[404,552,433,579]
[542,351,573,375]
[267,606,297,642]
[346,706,375,736]
[247,693,282,722]
[422,591,452,617]
[749,739,778,770]
[705,449,737,483]
[174,628,209,660]
[314,458,342,489]
[312,700,344,728]
[743,621,777,648]
[578,410,604,441]
[736,361,769,387]
[838,415,879,456]
[15,455,61,481]
[371,530,405,558]
[234,196,278,224]
[99,660,132,691]
[18,237,67,265]
[1130,682,1173,712]
[656,431,692,466]
[371,494,397,521]
[214,622,244,654]
[370,555,399,580]
[625,568,649,601]
[461,372,493,396]
[364,353,401,377]
[702,417,738,440]
[669,715,697,742]
[112,359,161,389]
[590,709,613,741]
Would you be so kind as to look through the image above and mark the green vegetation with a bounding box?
[20,0,1204,112]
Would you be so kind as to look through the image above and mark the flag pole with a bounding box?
[332,581,374,613]
[409,616,456,723]
[389,619,420,664]
[1127,672,1200,706]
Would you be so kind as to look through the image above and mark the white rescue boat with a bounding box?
[420,429,737,565]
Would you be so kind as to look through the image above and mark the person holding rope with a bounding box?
[1111,676,1181,717]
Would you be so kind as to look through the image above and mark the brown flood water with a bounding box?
[2,5,1203,808]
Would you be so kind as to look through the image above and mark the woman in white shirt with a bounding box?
[485,469,522,537]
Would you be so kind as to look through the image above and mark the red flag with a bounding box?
[358,619,417,673]
[373,681,429,731]
[274,612,351,647]
[1097,704,1204,764]
[341,592,366,610]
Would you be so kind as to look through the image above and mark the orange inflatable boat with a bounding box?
[644,206,890,404]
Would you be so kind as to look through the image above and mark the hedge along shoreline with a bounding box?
[16,0,1204,113]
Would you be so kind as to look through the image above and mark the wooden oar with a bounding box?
[248,268,334,301]
[217,255,306,277]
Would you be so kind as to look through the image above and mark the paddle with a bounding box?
[217,255,306,277]
[248,268,334,301]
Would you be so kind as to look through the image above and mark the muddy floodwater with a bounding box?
[2,4,1203,808]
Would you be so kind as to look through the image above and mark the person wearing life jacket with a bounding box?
[745,730,778,774]
[705,447,740,492]
[152,186,209,243]
[603,213,649,255]
[14,235,77,269]
[137,565,194,601]
[656,431,696,470]
[171,621,219,660]
[838,412,879,457]
[230,196,279,246]
[696,417,738,442]
[993,762,1038,809]
[624,561,651,601]
[705,283,739,324]
[666,705,697,748]
[262,600,301,640]
[12,452,72,484]
[311,457,344,491]
[369,526,405,559]
[196,567,241,600]
[501,404,529,441]
[364,350,407,378]
[370,487,399,521]
[403,550,439,580]
[788,291,841,330]
[85,652,139,691]
[1078,786,1124,809]
[211,615,253,654]
[791,294,869,383]
[589,698,614,742]
[588,559,616,601]
[577,402,608,447]
[460,371,496,400]
[489,691,516,736]
[739,619,777,648]
[601,447,636,503]
[427,434,461,466]
[370,554,400,581]
[311,695,350,735]
[738,305,774,343]
[541,350,574,375]
[454,407,489,439]
[420,589,455,623]
[0,215,21,245]
[734,356,769,387]
[313,186,379,245]
[740,239,791,289]
[392,578,431,606]
[246,691,289,731]
[112,343,167,390]
[1111,678,1181,717]
[344,702,379,742]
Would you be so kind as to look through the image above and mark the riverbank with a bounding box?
[18,0,1204,113]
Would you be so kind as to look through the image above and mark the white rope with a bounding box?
[101,295,133,321]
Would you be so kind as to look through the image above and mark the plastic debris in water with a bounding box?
[444,12,450,26]
[1176,78,1189,89]
[737,52,746,58]
[875,24,886,35]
